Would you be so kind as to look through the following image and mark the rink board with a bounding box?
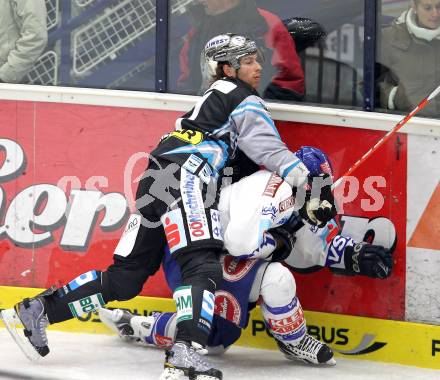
[1,286,440,370]
[0,98,407,320]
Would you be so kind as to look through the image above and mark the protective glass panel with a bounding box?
[376,0,440,118]
[6,0,156,91]
[168,0,365,108]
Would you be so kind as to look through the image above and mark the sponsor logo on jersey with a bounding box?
[199,163,213,185]
[279,196,295,212]
[222,256,258,282]
[198,317,211,332]
[170,129,204,145]
[182,155,213,185]
[123,214,140,234]
[182,154,204,174]
[261,204,278,221]
[174,286,193,323]
[214,290,241,325]
[268,307,305,335]
[161,209,187,253]
[210,209,223,241]
[262,173,284,197]
[309,224,319,233]
[154,335,173,349]
[114,214,142,258]
[68,293,105,318]
[326,235,354,267]
[181,171,210,241]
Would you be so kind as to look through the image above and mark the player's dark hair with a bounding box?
[213,62,229,82]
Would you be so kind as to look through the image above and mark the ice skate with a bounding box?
[99,308,138,341]
[160,341,222,380]
[99,307,170,347]
[277,333,336,366]
[1,297,49,362]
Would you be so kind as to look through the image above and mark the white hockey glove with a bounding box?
[296,174,337,228]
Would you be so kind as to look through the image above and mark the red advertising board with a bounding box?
[0,100,406,319]
[0,100,178,297]
[277,121,406,320]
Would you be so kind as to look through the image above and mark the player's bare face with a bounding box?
[413,0,440,29]
[236,54,262,90]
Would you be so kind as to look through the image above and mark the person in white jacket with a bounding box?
[0,0,47,83]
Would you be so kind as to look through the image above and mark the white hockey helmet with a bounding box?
[202,33,259,76]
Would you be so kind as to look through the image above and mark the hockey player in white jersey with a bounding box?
[99,146,393,370]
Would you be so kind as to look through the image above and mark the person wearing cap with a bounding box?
[3,33,336,380]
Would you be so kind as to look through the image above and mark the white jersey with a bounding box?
[218,170,346,270]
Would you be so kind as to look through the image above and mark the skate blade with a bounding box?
[284,354,337,366]
[0,308,42,362]
[159,367,221,380]
[159,367,185,380]
[195,375,222,380]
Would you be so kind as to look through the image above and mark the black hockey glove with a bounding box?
[344,242,393,279]
[267,214,304,262]
[296,174,337,228]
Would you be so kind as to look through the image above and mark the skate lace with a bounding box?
[298,335,322,355]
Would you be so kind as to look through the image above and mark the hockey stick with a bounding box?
[332,84,440,190]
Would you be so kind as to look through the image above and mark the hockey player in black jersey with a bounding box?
[1,34,336,380]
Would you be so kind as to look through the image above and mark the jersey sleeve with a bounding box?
[284,220,354,271]
[232,95,309,187]
[221,170,293,260]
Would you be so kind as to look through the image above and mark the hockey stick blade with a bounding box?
[1,308,42,362]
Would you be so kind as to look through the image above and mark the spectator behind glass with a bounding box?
[377,0,440,117]
[0,0,48,84]
[177,0,305,101]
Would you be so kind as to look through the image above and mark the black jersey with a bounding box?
[151,77,308,186]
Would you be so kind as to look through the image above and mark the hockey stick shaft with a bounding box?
[332,84,440,189]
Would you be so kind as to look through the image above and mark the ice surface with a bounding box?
[1,329,439,380]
